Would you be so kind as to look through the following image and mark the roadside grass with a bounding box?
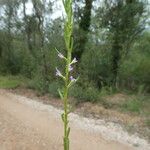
[103,93,150,116]
[121,95,150,115]
[0,75,149,127]
[121,98,142,113]
[0,75,27,89]
[30,79,150,118]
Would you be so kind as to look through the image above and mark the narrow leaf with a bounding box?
[61,113,65,122]
[58,89,64,100]
[67,127,70,137]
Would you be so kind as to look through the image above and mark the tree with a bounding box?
[0,0,21,74]
[73,0,94,61]
[22,0,37,57]
[96,0,147,86]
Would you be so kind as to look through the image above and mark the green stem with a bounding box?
[62,1,73,150]
[63,51,71,150]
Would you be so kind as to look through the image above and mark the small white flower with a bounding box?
[56,67,62,77]
[55,47,66,60]
[71,58,77,64]
[58,52,65,59]
[68,65,73,72]
[70,76,76,82]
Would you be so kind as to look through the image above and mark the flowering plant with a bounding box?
[55,0,77,150]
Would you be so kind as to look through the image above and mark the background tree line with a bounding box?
[0,0,149,101]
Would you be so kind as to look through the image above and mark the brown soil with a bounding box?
[0,89,137,150]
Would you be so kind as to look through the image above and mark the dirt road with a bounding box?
[0,90,149,150]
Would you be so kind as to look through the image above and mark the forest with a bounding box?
[0,0,150,104]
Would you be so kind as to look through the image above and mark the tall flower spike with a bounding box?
[60,0,75,150]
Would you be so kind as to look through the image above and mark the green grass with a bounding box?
[121,99,142,113]
[0,75,25,89]
[0,75,149,117]
[120,95,150,115]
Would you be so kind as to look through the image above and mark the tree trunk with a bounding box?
[23,0,35,57]
[32,0,49,91]
[73,0,93,61]
[111,39,122,87]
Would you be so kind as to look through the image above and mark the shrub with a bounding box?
[69,84,100,103]
[27,75,49,94]
[119,32,150,92]
[79,43,112,88]
[48,81,62,98]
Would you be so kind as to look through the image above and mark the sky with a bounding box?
[25,0,150,20]
[25,0,64,19]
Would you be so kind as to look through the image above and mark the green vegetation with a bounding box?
[0,76,24,89]
[0,0,149,120]
[121,98,142,113]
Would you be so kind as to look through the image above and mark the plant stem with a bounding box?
[62,0,73,150]
[63,62,69,150]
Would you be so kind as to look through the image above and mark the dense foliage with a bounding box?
[0,0,149,101]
